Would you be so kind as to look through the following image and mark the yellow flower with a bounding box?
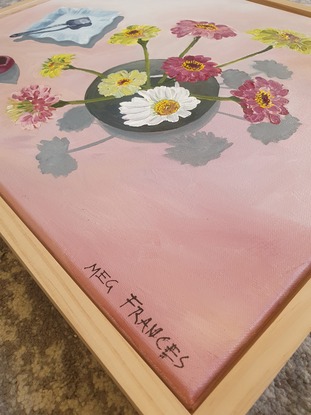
[98,70,147,98]
[40,54,75,77]
[247,28,311,54]
[109,25,160,45]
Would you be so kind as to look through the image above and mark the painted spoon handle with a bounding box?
[9,17,92,38]
[10,23,67,38]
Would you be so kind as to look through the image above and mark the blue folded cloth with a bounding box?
[23,7,119,45]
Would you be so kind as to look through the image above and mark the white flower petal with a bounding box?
[120,85,199,128]
[119,98,149,111]
[165,87,173,100]
[146,115,166,125]
[176,109,191,118]
[182,97,201,110]
[120,106,151,115]
[166,113,180,122]
[122,109,152,120]
[124,118,148,127]
[138,89,155,102]
[124,114,161,127]
[153,87,166,101]
[177,88,190,100]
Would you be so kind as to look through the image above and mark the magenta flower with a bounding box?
[231,77,289,124]
[171,20,236,39]
[162,55,222,83]
[6,85,60,129]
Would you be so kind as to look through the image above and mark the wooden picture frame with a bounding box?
[248,0,311,17]
[1,1,311,414]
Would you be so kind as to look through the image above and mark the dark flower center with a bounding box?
[117,78,131,86]
[280,32,300,43]
[182,60,205,72]
[255,90,274,108]
[126,29,143,37]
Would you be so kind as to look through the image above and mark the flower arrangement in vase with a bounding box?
[6,20,311,132]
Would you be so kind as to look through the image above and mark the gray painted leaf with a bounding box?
[0,64,20,84]
[36,137,78,177]
[247,115,301,144]
[221,69,251,88]
[165,132,233,166]
[57,107,94,132]
[252,60,293,80]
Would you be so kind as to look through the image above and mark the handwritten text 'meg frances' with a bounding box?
[84,263,189,369]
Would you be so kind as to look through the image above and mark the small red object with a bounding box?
[0,56,15,74]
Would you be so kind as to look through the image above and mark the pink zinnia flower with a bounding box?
[231,77,289,124]
[6,85,60,129]
[162,55,222,83]
[171,20,236,39]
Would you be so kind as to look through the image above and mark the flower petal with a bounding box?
[119,84,199,127]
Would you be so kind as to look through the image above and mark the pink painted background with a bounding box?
[1,0,311,410]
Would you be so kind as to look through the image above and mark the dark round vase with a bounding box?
[84,59,219,133]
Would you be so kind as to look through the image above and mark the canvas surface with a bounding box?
[0,0,310,410]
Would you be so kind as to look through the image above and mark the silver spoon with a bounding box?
[10,17,92,38]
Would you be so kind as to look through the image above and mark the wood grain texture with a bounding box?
[248,0,311,17]
[0,0,49,17]
[1,194,310,415]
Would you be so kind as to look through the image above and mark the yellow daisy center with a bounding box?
[182,60,205,72]
[195,23,217,31]
[255,90,274,108]
[125,29,144,38]
[154,99,180,116]
[117,78,131,86]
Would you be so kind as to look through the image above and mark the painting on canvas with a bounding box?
[1,0,311,410]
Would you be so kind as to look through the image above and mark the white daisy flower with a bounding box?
[119,84,200,127]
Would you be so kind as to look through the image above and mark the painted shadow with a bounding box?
[0,64,20,84]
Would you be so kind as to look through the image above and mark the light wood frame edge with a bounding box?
[1,197,311,415]
[248,0,311,17]
[0,0,49,17]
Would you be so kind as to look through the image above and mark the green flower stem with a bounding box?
[138,39,151,89]
[52,96,115,108]
[67,65,105,79]
[158,36,201,86]
[194,95,241,103]
[217,45,273,68]
[157,74,168,86]
[179,36,201,58]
